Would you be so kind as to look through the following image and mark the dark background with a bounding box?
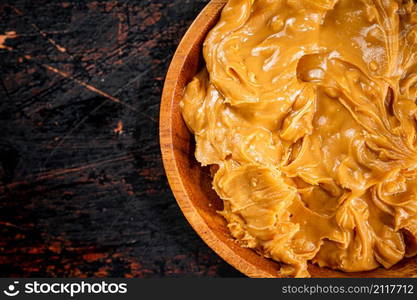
[0,0,243,277]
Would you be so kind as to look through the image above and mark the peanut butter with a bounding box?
[180,0,417,277]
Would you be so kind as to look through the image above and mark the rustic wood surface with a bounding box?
[0,0,243,277]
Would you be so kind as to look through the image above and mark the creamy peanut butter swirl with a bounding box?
[180,0,417,277]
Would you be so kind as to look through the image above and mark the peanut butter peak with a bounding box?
[180,0,417,277]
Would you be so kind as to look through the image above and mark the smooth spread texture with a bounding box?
[180,0,417,277]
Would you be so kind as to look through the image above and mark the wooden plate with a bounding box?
[159,0,417,278]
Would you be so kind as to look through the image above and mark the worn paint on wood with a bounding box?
[0,0,243,277]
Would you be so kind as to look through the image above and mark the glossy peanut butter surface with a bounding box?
[180,0,417,277]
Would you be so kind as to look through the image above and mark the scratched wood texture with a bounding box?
[0,0,243,277]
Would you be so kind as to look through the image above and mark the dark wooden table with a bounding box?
[0,0,243,277]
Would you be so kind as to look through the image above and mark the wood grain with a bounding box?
[0,0,243,277]
[160,0,417,278]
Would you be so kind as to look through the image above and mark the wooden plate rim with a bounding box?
[159,0,277,278]
[159,0,417,278]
